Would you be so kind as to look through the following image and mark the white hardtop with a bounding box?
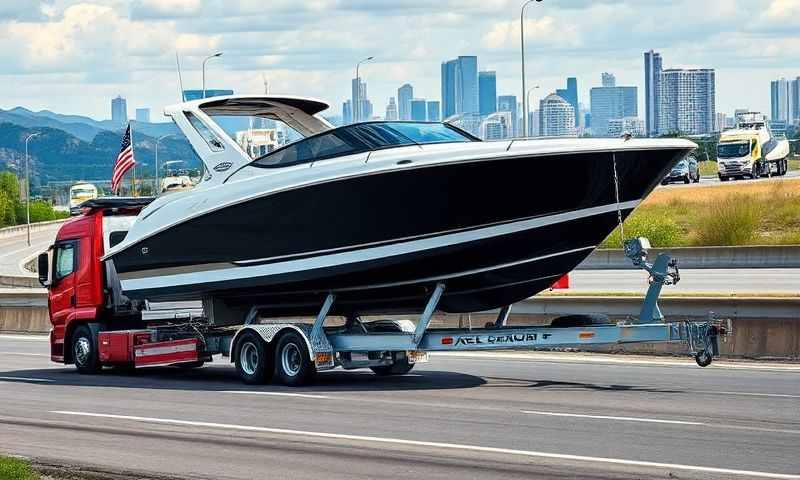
[163,95,334,188]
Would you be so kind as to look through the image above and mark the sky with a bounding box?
[0,0,799,122]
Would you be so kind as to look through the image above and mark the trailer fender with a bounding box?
[230,324,315,363]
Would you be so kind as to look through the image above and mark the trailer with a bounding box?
[38,199,727,386]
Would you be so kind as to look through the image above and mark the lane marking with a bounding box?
[0,376,54,383]
[0,352,49,357]
[51,411,800,479]
[221,391,330,399]
[699,391,800,399]
[0,335,49,342]
[521,410,704,426]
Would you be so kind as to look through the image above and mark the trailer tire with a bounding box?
[274,331,316,387]
[235,331,272,385]
[72,325,102,374]
[550,314,610,328]
[370,358,414,376]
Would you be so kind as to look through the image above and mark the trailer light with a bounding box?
[578,331,595,340]
[315,352,333,365]
[441,337,454,345]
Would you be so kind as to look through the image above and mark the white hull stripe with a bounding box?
[120,200,639,292]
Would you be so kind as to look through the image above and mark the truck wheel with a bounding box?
[718,175,727,182]
[683,174,690,184]
[371,357,414,376]
[274,331,316,387]
[235,331,272,384]
[72,325,102,374]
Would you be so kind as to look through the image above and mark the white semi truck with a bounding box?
[717,112,790,181]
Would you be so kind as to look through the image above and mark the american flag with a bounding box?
[111,124,135,194]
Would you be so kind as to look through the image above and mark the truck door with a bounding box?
[49,240,79,335]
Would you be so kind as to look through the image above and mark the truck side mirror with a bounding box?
[37,252,51,287]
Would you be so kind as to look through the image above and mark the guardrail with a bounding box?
[0,219,66,241]
[579,245,800,270]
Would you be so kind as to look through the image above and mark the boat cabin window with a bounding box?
[251,122,476,169]
[185,112,225,152]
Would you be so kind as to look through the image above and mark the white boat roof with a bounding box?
[173,94,330,117]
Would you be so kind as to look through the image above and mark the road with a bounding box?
[1,335,798,479]
[569,268,799,294]
[661,169,800,189]
[0,226,60,277]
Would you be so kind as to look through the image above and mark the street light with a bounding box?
[526,85,540,137]
[202,52,223,99]
[353,56,375,123]
[520,0,542,139]
[24,132,40,246]
[155,134,175,195]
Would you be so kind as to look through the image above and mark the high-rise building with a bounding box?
[111,95,128,125]
[715,112,728,132]
[480,111,512,140]
[659,68,716,135]
[771,77,798,124]
[539,93,576,137]
[342,100,352,125]
[497,95,518,137]
[441,56,479,119]
[135,108,150,123]
[398,84,413,121]
[601,73,616,88]
[410,99,427,122]
[478,71,497,117]
[644,50,662,136]
[607,117,645,137]
[426,101,441,122]
[352,78,372,123]
[555,77,578,126]
[183,89,234,101]
[589,74,637,137]
[385,97,398,121]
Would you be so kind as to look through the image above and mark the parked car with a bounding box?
[661,155,699,184]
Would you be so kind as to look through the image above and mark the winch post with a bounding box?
[638,253,670,323]
[494,305,512,328]
[311,293,336,338]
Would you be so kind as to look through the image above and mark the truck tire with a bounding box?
[274,331,316,387]
[550,314,611,328]
[235,331,272,384]
[371,357,414,376]
[72,325,102,374]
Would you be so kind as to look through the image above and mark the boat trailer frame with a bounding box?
[237,238,728,371]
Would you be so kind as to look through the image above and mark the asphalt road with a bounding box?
[1,334,798,479]
[569,268,799,294]
[661,169,800,189]
[0,226,60,276]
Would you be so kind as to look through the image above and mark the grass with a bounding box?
[601,178,800,247]
[698,160,717,176]
[0,457,38,480]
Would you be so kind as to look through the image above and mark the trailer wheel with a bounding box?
[235,331,272,384]
[72,325,102,374]
[274,331,316,387]
[370,357,414,376]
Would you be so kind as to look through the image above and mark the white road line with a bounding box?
[0,352,48,357]
[0,376,54,383]
[521,410,704,426]
[221,391,330,399]
[51,411,800,479]
[0,335,49,342]
[700,391,800,399]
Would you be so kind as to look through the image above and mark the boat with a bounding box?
[103,95,695,316]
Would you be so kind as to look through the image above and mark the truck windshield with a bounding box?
[717,142,750,158]
[251,122,477,169]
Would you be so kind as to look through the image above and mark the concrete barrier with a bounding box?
[0,219,66,241]
[579,245,800,270]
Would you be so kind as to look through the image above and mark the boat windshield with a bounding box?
[717,141,750,158]
[251,122,477,168]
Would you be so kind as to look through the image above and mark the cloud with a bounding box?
[130,0,203,19]
[483,16,581,50]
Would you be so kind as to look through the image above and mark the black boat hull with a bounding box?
[112,147,689,314]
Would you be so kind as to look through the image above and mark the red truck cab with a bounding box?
[39,198,153,367]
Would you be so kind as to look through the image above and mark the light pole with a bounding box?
[353,56,374,123]
[202,52,223,99]
[155,134,174,195]
[525,85,540,137]
[24,132,40,246]
[520,0,542,139]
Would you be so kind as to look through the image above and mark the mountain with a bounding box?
[0,122,199,188]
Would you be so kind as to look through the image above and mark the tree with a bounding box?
[0,172,20,225]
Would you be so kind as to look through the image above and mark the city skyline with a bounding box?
[0,1,797,122]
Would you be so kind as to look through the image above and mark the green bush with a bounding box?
[0,456,38,480]
[694,195,760,246]
[602,211,683,248]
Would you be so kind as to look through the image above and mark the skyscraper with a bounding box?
[441,56,479,119]
[352,77,372,123]
[644,50,662,136]
[342,100,352,125]
[111,95,127,126]
[601,72,616,88]
[426,101,441,122]
[555,77,578,126]
[659,69,716,135]
[497,95,518,137]
[539,94,576,137]
[135,108,150,123]
[590,74,637,137]
[771,77,796,123]
[410,99,427,121]
[398,84,413,121]
[385,97,398,121]
[478,71,497,117]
